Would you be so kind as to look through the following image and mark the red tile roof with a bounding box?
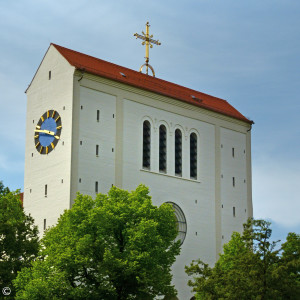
[52,43,253,124]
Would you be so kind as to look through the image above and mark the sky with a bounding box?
[0,0,299,243]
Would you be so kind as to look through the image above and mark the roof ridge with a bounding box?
[51,43,253,124]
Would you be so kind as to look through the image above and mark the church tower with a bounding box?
[24,43,253,299]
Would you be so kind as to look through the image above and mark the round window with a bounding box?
[166,202,187,245]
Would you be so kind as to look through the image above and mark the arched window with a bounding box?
[143,120,151,169]
[159,125,167,173]
[190,133,197,179]
[175,129,182,176]
[166,202,187,245]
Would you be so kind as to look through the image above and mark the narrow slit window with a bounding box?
[233,207,236,217]
[45,184,47,197]
[175,129,182,176]
[233,177,235,187]
[95,181,98,193]
[96,145,99,156]
[97,110,100,122]
[190,133,197,179]
[143,120,151,169]
[159,125,167,172]
[49,71,51,80]
[232,147,235,157]
[44,219,46,230]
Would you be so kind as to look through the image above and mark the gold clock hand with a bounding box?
[35,129,55,136]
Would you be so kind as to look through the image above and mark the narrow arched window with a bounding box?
[143,120,151,169]
[159,125,167,173]
[175,129,182,176]
[190,133,197,179]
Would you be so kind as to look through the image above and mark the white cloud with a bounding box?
[253,156,300,228]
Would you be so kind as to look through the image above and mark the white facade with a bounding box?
[24,45,252,300]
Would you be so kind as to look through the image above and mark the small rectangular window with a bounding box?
[44,219,47,230]
[233,207,236,217]
[97,110,100,122]
[95,181,98,193]
[79,178,81,183]
[233,177,235,187]
[232,147,235,157]
[49,71,51,80]
[45,184,47,197]
[80,141,82,145]
[96,145,99,156]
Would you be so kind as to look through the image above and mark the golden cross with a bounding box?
[134,22,161,77]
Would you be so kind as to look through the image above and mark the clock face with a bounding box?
[34,110,62,154]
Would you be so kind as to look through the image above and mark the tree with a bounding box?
[0,180,10,196]
[0,182,39,299]
[186,219,300,300]
[14,185,181,299]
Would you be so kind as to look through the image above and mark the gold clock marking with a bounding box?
[51,142,54,148]
[47,111,49,118]
[46,146,49,154]
[36,125,41,129]
[39,146,43,153]
[54,135,60,140]
[55,116,60,122]
[35,141,40,148]
[52,110,56,118]
[56,125,62,129]
[34,134,39,138]
[41,116,44,122]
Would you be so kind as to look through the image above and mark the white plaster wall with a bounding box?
[220,127,248,245]
[76,86,116,196]
[24,45,75,233]
[122,99,216,300]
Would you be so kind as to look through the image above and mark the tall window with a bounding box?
[143,120,151,169]
[190,133,197,179]
[97,110,100,122]
[175,129,182,176]
[96,144,99,156]
[95,181,98,193]
[159,125,167,172]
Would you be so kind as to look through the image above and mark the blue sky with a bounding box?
[0,0,299,243]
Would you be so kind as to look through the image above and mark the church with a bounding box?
[23,34,253,299]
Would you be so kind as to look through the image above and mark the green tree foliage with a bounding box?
[0,180,10,196]
[14,185,181,300]
[186,219,300,300]
[0,181,39,298]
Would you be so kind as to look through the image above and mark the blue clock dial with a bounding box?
[40,118,57,146]
[34,110,62,155]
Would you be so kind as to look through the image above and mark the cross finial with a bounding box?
[134,22,161,77]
